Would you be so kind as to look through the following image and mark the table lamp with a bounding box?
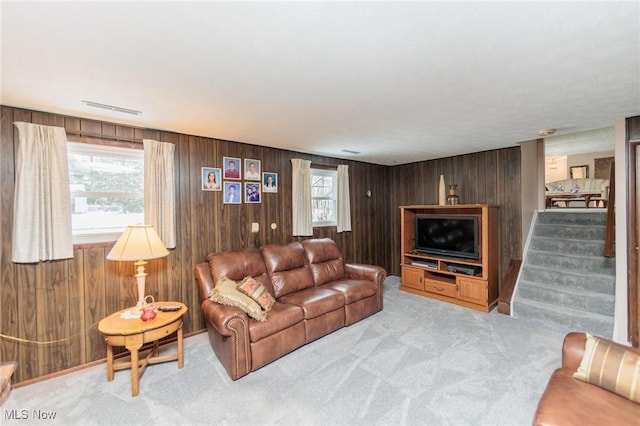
[107,224,169,313]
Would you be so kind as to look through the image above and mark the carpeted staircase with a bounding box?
[513,210,615,338]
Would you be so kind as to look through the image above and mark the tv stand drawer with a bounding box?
[424,279,457,298]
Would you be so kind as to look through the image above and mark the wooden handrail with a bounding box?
[498,258,522,315]
[604,160,615,257]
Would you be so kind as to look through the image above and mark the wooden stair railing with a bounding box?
[605,160,615,258]
[498,258,522,315]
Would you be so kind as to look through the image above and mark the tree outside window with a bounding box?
[68,142,144,243]
[311,169,337,227]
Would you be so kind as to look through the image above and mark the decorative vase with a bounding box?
[140,303,157,321]
[438,175,446,205]
[447,184,459,205]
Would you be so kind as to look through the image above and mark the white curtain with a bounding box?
[143,139,176,249]
[12,122,73,263]
[291,158,313,236]
[337,164,352,233]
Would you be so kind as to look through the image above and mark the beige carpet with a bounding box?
[5,276,564,425]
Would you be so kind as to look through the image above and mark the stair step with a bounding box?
[534,223,606,240]
[536,211,607,226]
[513,298,613,338]
[525,250,616,275]
[529,236,605,257]
[517,280,614,316]
[520,264,615,295]
[513,210,614,339]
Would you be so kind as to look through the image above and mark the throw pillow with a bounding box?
[573,333,640,403]
[237,276,276,312]
[209,276,266,321]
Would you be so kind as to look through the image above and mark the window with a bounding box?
[311,168,337,227]
[67,142,144,243]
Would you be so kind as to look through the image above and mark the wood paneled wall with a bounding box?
[388,147,523,284]
[0,105,522,384]
[0,106,391,383]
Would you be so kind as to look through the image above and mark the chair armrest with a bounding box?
[562,332,640,372]
[562,332,587,371]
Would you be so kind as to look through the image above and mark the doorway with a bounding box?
[544,128,614,209]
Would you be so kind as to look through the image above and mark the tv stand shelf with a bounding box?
[399,204,499,312]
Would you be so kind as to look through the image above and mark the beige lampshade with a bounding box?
[107,225,169,261]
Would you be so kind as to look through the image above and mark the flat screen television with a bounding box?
[414,214,479,260]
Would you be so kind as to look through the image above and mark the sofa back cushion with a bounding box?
[260,242,315,298]
[301,238,345,286]
[207,248,274,296]
[546,178,609,196]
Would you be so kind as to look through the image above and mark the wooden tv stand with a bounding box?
[399,204,499,312]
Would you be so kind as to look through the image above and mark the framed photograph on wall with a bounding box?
[223,181,242,204]
[223,157,241,180]
[244,159,261,180]
[570,165,589,179]
[245,182,261,204]
[262,172,278,193]
[202,167,221,191]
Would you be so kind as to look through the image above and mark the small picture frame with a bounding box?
[245,182,261,204]
[223,182,242,204]
[244,159,261,181]
[202,167,221,191]
[262,172,278,193]
[223,157,241,180]
[570,165,589,179]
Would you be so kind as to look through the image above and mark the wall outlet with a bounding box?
[251,222,259,233]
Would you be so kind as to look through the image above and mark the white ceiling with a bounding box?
[1,1,638,166]
[544,127,614,157]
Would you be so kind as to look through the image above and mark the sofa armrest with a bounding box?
[200,299,251,380]
[195,263,215,302]
[344,263,386,287]
[201,299,250,338]
[345,263,386,312]
[562,332,587,371]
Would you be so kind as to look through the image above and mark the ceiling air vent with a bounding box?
[82,100,142,115]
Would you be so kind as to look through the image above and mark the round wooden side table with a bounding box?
[98,302,187,397]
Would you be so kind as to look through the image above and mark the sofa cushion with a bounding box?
[209,276,267,322]
[573,333,640,403]
[237,276,275,312]
[248,302,304,343]
[320,279,377,304]
[207,248,275,296]
[261,242,315,298]
[278,287,344,319]
[302,238,346,285]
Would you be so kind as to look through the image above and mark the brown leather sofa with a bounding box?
[194,238,386,380]
[533,332,640,426]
